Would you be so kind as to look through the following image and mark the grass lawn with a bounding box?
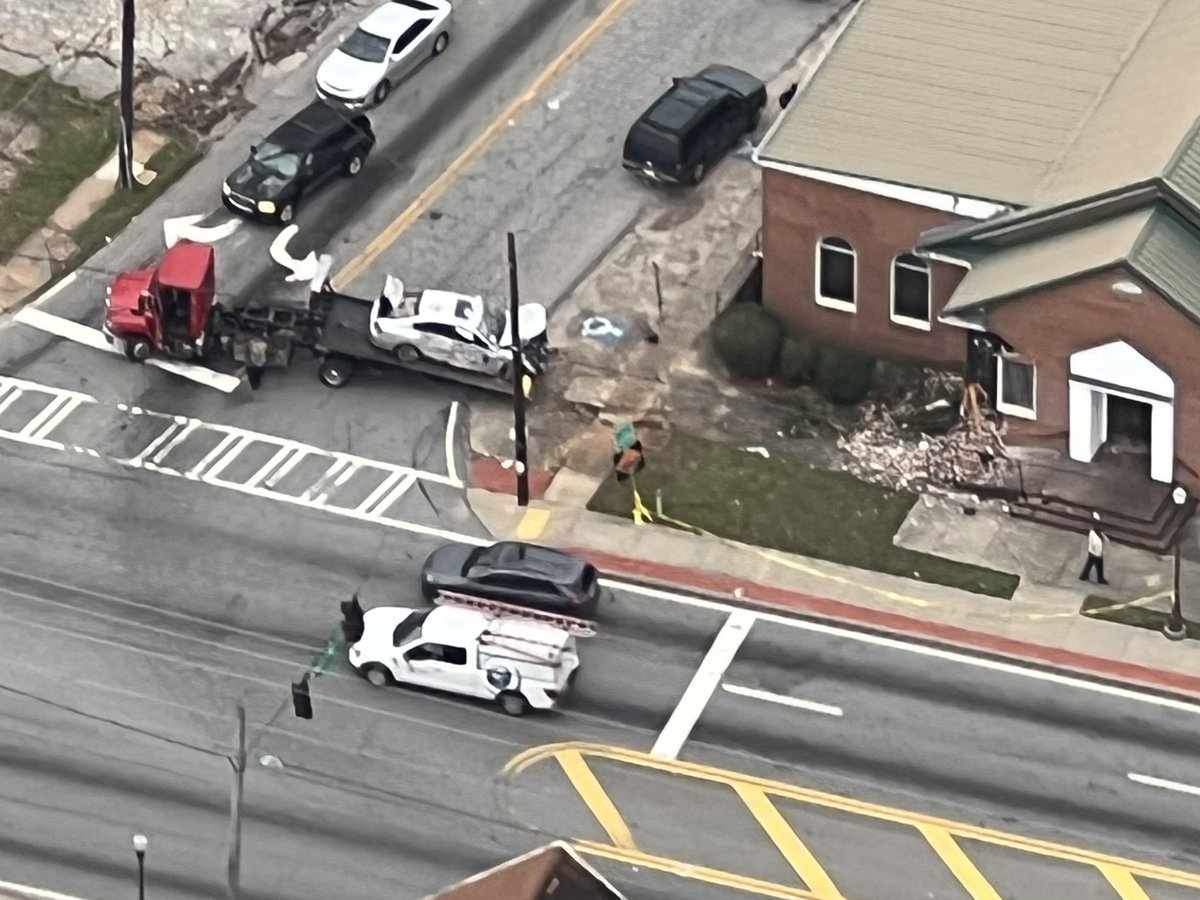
[71,137,200,259]
[1082,594,1200,639]
[0,71,117,260]
[0,71,200,266]
[588,431,1020,599]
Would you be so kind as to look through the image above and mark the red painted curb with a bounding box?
[569,546,1200,698]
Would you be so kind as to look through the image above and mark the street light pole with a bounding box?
[227,701,247,899]
[118,0,137,190]
[1164,486,1189,641]
[506,232,529,507]
[132,834,147,900]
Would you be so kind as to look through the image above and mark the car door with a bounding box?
[413,322,461,364]
[302,137,339,192]
[387,18,434,81]
[448,326,496,374]
[401,642,475,693]
[477,573,563,610]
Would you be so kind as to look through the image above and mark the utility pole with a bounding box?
[507,232,529,507]
[227,701,247,899]
[118,0,136,189]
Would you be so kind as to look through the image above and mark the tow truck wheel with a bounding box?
[124,339,151,362]
[362,665,394,688]
[319,359,350,388]
[396,344,421,364]
[498,691,528,717]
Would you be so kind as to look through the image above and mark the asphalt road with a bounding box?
[4,439,1200,899]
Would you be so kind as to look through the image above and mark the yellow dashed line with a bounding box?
[557,749,637,850]
[917,824,1002,900]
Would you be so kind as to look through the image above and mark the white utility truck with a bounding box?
[347,592,593,715]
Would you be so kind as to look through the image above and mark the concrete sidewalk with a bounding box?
[467,470,1200,698]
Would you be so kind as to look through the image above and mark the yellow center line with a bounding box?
[557,749,637,850]
[733,783,845,899]
[332,0,639,290]
[574,840,824,900]
[917,824,1002,900]
[1097,865,1152,900]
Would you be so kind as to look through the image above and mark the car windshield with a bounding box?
[251,142,301,178]
[340,27,390,63]
[480,300,506,341]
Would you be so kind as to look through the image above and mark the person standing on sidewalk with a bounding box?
[1079,512,1109,585]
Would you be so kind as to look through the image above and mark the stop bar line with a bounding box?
[651,609,756,760]
[1128,772,1200,797]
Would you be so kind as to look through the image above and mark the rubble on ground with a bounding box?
[838,402,1010,493]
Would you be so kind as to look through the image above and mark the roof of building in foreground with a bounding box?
[423,842,628,900]
[758,0,1200,211]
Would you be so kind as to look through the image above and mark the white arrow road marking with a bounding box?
[163,214,241,248]
[13,307,242,393]
[270,224,319,282]
[721,683,844,717]
[1128,773,1200,797]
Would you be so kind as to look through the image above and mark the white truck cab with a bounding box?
[347,593,592,716]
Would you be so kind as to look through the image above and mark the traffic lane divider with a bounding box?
[577,547,1200,700]
[504,743,1200,899]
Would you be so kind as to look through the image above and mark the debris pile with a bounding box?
[838,403,1009,493]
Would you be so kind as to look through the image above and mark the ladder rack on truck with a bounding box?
[434,590,597,637]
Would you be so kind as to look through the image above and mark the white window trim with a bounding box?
[814,238,856,312]
[997,355,1037,420]
[889,254,932,331]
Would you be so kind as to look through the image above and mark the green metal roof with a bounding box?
[759,0,1200,211]
[938,207,1200,320]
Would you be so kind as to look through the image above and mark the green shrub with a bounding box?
[814,345,876,405]
[778,335,820,386]
[710,302,782,379]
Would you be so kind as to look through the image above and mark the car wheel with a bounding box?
[373,80,391,105]
[344,154,363,177]
[278,202,295,224]
[318,358,351,389]
[690,163,706,185]
[124,339,151,362]
[396,344,421,364]
[498,691,529,717]
[433,31,450,55]
[362,664,394,687]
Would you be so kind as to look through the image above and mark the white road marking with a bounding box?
[150,418,201,464]
[722,683,843,717]
[17,395,71,439]
[300,457,353,502]
[1128,773,1200,797]
[264,447,310,488]
[269,224,320,282]
[0,385,22,419]
[0,877,91,900]
[245,443,296,488]
[368,473,418,517]
[127,417,187,466]
[30,271,78,308]
[652,609,756,760]
[605,580,1200,717]
[201,434,252,484]
[13,307,241,393]
[185,432,240,479]
[163,213,240,248]
[445,400,460,484]
[355,469,407,513]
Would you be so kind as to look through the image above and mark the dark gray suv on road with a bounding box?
[222,99,376,224]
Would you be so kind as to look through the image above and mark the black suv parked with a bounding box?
[623,64,766,187]
[222,100,376,224]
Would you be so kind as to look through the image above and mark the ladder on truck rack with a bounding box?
[434,591,597,637]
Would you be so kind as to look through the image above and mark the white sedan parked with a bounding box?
[368,276,551,377]
[316,0,453,108]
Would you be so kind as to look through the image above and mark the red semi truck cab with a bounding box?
[104,240,218,361]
